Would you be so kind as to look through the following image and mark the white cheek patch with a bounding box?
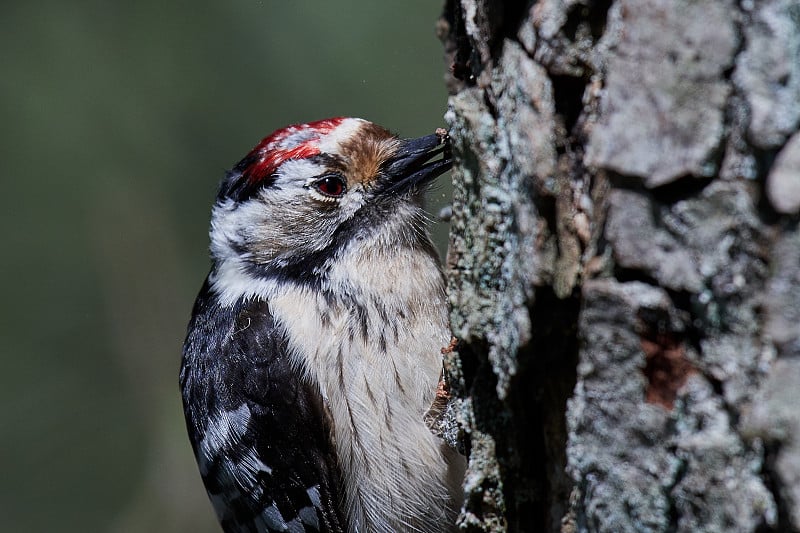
[337,189,364,218]
[257,184,304,210]
[210,198,257,260]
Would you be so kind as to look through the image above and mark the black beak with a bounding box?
[381,131,452,195]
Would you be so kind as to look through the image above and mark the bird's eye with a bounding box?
[312,174,347,198]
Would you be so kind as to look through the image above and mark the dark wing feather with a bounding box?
[180,278,346,532]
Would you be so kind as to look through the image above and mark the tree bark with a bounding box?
[438,1,800,531]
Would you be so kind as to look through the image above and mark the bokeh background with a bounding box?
[1,2,451,531]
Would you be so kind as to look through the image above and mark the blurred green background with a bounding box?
[1,2,450,531]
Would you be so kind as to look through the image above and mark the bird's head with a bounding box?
[208,117,451,295]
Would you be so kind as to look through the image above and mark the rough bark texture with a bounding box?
[438,0,800,531]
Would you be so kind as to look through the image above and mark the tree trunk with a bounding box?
[438,0,800,531]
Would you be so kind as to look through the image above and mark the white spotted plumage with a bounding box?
[211,213,463,532]
[182,118,464,533]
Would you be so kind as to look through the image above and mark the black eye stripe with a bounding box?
[307,153,346,170]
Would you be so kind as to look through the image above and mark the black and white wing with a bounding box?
[180,279,346,533]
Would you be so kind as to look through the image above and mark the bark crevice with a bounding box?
[439,0,800,531]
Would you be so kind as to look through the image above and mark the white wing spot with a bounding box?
[297,505,320,529]
[261,503,289,531]
[306,485,322,508]
[198,403,252,465]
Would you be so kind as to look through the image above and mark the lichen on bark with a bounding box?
[439,0,800,531]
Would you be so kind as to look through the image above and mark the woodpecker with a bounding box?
[180,117,465,533]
